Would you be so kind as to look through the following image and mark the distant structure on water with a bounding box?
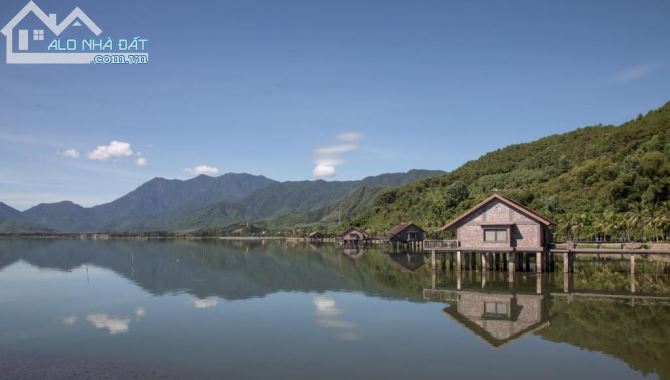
[387,222,425,250]
[308,231,323,242]
[338,227,370,247]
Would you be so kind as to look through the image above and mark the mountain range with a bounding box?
[2,102,668,237]
[0,169,443,233]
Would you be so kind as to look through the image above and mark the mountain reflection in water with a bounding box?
[0,239,668,380]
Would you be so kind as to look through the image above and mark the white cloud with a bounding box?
[135,157,148,166]
[185,165,219,176]
[87,141,134,161]
[86,313,131,335]
[313,164,336,177]
[191,297,218,309]
[135,307,145,317]
[336,132,363,142]
[60,149,80,159]
[610,63,662,83]
[312,132,363,178]
[315,144,358,155]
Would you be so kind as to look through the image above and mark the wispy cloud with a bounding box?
[336,132,363,142]
[135,157,148,166]
[312,132,363,178]
[59,148,80,159]
[313,296,361,341]
[185,165,219,176]
[609,63,662,83]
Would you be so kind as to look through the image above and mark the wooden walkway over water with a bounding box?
[421,240,670,274]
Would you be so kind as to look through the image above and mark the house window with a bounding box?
[33,29,44,41]
[484,302,508,315]
[484,228,507,242]
[408,232,419,240]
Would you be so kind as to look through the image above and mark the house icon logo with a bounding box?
[1,1,148,64]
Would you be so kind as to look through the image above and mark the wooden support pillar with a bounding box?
[563,252,569,273]
[536,252,542,273]
[536,275,542,294]
[481,252,487,272]
[431,270,436,289]
[630,254,636,275]
[456,251,462,272]
[525,253,531,272]
[431,250,436,270]
[507,253,515,283]
[456,270,462,290]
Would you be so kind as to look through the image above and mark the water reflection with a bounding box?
[0,239,669,379]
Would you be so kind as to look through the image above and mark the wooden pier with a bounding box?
[423,240,670,274]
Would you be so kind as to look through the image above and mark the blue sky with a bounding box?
[0,0,669,210]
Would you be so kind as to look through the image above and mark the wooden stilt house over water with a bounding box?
[425,194,556,274]
[442,194,554,251]
[308,231,323,242]
[387,222,425,250]
[339,227,369,246]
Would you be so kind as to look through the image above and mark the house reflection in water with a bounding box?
[388,253,425,272]
[443,291,550,348]
[342,248,367,260]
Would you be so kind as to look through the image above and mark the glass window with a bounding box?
[496,229,507,241]
[496,303,507,314]
[484,228,507,242]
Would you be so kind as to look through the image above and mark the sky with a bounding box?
[0,0,669,210]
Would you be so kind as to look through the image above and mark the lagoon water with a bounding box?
[0,239,669,379]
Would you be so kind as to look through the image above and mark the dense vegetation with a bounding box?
[351,102,670,241]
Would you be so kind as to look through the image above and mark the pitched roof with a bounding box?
[387,222,424,236]
[1,1,101,36]
[339,227,369,238]
[441,194,555,231]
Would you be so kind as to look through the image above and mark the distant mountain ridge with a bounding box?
[0,169,443,232]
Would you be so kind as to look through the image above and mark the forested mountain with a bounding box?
[0,170,443,232]
[4,173,276,232]
[169,170,443,230]
[351,102,670,241]
[0,202,20,220]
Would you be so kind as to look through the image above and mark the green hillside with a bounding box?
[351,102,670,241]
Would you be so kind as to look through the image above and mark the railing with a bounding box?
[423,240,459,250]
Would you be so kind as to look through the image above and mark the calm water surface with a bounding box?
[0,239,669,379]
